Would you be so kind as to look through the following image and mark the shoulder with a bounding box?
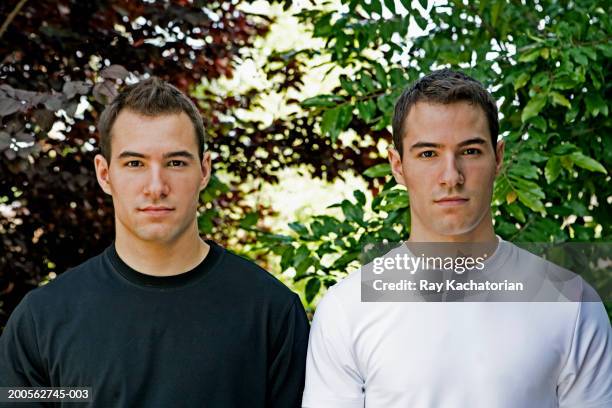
[503,241,603,302]
[311,268,361,328]
[214,243,300,305]
[19,250,107,311]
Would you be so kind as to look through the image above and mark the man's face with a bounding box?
[389,101,504,241]
[94,110,211,245]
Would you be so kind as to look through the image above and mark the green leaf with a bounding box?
[412,12,428,31]
[569,48,588,66]
[341,199,365,225]
[516,190,545,212]
[289,222,309,236]
[569,152,607,174]
[337,104,353,131]
[506,203,526,223]
[296,257,313,277]
[363,163,390,178]
[399,0,412,12]
[581,46,597,61]
[359,73,376,92]
[280,246,294,270]
[530,116,547,131]
[514,73,530,90]
[550,92,571,108]
[379,190,409,212]
[509,163,538,180]
[544,156,562,183]
[364,0,382,15]
[305,277,321,304]
[321,106,341,140]
[201,175,230,202]
[373,62,387,87]
[357,99,377,123]
[292,245,310,268]
[521,94,547,123]
[491,1,503,27]
[239,212,258,228]
[383,0,396,13]
[354,190,366,206]
[302,94,343,108]
[331,251,361,269]
[518,48,541,63]
[313,12,333,37]
[584,93,608,117]
[339,75,355,96]
[197,210,216,234]
[567,200,588,216]
[551,143,577,155]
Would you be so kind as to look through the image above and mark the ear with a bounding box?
[494,140,505,176]
[388,147,407,187]
[199,151,212,191]
[94,154,112,195]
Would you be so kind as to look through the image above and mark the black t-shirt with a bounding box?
[0,241,309,407]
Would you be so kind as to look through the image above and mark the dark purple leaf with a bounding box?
[32,109,56,131]
[15,132,35,143]
[0,131,11,150]
[17,147,32,159]
[0,96,21,116]
[43,95,64,112]
[0,84,15,97]
[62,81,91,100]
[93,81,118,104]
[4,148,17,160]
[65,101,79,117]
[14,89,38,101]
[100,65,129,80]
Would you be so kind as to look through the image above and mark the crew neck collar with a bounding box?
[105,240,223,289]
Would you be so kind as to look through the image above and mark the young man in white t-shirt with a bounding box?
[302,69,611,407]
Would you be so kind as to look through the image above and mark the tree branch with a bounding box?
[0,0,28,40]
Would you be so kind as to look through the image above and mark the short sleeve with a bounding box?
[267,295,310,408]
[302,289,364,408]
[557,300,612,408]
[0,293,49,388]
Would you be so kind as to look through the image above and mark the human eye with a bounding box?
[168,160,187,167]
[418,150,436,158]
[462,148,481,155]
[125,160,143,168]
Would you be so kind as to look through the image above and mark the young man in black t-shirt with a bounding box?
[0,79,309,407]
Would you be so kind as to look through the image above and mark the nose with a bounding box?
[439,154,464,187]
[143,165,170,200]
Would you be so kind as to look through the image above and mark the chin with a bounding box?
[134,228,175,243]
[433,222,479,238]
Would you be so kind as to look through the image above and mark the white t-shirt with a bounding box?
[302,240,612,407]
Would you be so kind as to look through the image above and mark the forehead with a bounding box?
[403,101,490,145]
[110,110,198,155]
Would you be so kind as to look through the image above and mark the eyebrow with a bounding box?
[409,137,488,151]
[117,150,196,160]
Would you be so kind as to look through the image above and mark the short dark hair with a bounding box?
[97,78,205,161]
[392,69,499,156]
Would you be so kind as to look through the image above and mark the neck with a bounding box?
[407,217,499,260]
[408,217,498,243]
[114,223,209,277]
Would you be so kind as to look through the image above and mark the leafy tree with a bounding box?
[253,0,611,309]
[0,0,278,328]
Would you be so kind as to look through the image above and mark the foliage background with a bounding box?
[1,0,610,329]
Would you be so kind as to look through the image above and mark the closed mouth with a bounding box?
[434,197,469,205]
[139,207,174,213]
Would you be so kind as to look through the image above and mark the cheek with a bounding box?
[108,178,141,204]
